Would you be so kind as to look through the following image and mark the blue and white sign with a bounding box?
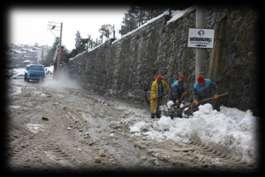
[188,28,215,48]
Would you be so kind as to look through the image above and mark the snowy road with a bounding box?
[7,74,257,170]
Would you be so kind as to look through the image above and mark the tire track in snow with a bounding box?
[188,137,254,168]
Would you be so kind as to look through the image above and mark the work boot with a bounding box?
[213,103,221,111]
[151,113,155,119]
[176,112,182,118]
[214,106,221,112]
[156,111,161,118]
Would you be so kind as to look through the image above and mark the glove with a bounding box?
[151,98,157,101]
[192,100,199,106]
[182,91,188,96]
[213,94,219,101]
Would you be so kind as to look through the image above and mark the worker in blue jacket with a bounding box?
[169,72,188,106]
[192,74,220,111]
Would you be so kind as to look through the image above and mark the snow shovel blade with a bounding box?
[183,92,229,116]
[169,103,191,118]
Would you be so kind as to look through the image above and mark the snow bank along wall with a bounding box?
[67,7,257,114]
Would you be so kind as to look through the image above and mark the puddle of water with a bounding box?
[26,123,45,134]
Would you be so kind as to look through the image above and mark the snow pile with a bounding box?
[130,121,150,133]
[12,68,25,79]
[167,100,174,108]
[129,103,257,163]
[45,65,54,74]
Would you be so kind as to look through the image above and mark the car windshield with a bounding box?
[28,66,43,70]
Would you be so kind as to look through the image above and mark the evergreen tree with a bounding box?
[119,6,166,35]
[99,24,114,43]
[75,31,88,53]
[119,7,138,35]
[94,38,102,46]
[75,31,82,50]
[69,31,103,57]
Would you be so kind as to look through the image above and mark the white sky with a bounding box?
[8,7,128,50]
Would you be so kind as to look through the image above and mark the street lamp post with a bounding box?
[48,21,63,78]
[113,24,115,39]
[56,22,63,75]
[59,22,63,47]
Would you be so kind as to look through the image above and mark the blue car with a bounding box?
[24,64,45,82]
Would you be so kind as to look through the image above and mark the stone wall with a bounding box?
[66,7,257,114]
[205,7,257,113]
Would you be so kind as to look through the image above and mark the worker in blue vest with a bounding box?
[192,74,220,111]
[169,72,188,106]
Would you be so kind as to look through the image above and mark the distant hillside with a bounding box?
[8,43,50,68]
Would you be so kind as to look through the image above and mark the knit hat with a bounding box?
[178,75,185,81]
[197,75,205,84]
[156,74,164,81]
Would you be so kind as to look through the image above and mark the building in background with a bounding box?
[8,43,50,68]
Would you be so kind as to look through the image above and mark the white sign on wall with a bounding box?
[188,28,215,48]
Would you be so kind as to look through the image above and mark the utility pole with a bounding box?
[113,24,115,39]
[195,7,207,79]
[56,22,63,73]
[59,22,63,47]
[48,21,63,78]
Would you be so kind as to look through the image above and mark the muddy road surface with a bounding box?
[7,77,256,170]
